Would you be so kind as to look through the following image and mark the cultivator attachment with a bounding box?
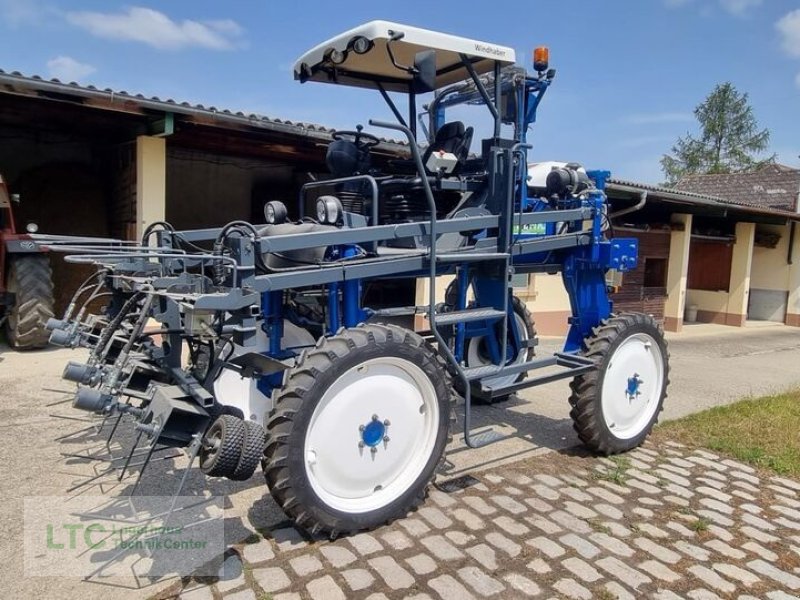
[44,237,270,501]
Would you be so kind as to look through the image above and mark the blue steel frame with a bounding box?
[134,62,637,404]
[430,72,636,354]
[225,66,638,397]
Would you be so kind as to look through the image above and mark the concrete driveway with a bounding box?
[1,322,799,599]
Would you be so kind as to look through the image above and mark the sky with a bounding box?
[0,0,798,184]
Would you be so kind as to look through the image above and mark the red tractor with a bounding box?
[0,174,54,349]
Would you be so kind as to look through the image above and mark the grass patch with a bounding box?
[656,389,800,477]
[690,516,710,533]
[593,455,631,485]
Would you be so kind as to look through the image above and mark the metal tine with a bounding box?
[64,449,180,494]
[54,423,104,442]
[46,396,75,407]
[105,412,125,450]
[118,431,145,481]
[127,433,164,496]
[50,413,103,424]
[42,387,75,394]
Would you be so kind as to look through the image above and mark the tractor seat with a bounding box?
[390,121,474,175]
[326,139,371,177]
[258,222,336,270]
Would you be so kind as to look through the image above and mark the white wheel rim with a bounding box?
[600,332,664,440]
[467,312,529,389]
[303,356,440,513]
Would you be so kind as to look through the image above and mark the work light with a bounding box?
[264,201,288,225]
[316,195,343,225]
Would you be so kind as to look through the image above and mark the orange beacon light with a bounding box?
[533,46,549,72]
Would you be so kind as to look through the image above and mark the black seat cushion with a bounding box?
[391,121,473,175]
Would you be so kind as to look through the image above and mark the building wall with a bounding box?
[521,273,571,336]
[611,228,671,321]
[686,222,755,326]
[749,223,790,321]
[750,224,790,291]
[165,147,295,230]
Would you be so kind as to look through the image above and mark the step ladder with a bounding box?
[429,251,513,448]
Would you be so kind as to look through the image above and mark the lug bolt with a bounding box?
[359,424,365,432]
[383,419,390,426]
[358,441,365,449]
[370,446,377,455]
[383,436,390,443]
[371,414,378,421]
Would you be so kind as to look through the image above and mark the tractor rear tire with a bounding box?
[462,295,537,403]
[4,255,55,350]
[263,323,452,537]
[568,313,669,455]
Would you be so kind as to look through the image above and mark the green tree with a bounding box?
[660,82,775,185]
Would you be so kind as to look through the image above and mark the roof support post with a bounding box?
[663,213,692,332]
[135,135,166,241]
[726,221,755,327]
[786,222,800,327]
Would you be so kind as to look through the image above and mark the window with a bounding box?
[687,240,733,292]
[643,258,668,288]
[511,273,530,289]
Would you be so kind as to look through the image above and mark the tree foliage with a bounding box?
[660,82,775,185]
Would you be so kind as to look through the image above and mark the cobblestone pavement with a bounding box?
[164,442,800,600]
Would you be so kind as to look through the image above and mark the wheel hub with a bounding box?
[359,414,389,448]
[626,373,643,401]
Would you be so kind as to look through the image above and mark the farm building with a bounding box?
[524,166,800,334]
[0,69,402,313]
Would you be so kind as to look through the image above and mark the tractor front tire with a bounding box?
[5,255,55,350]
[263,323,452,537]
[569,313,669,455]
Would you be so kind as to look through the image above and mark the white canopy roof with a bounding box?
[293,20,516,93]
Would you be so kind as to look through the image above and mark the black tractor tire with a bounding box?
[4,255,55,350]
[263,323,453,537]
[568,312,669,455]
[459,294,537,403]
[230,420,267,481]
[200,414,246,478]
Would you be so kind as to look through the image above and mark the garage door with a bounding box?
[748,288,788,322]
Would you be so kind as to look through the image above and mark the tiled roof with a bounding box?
[606,177,800,221]
[608,178,727,204]
[675,164,800,212]
[0,68,406,146]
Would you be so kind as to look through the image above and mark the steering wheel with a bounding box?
[332,125,380,150]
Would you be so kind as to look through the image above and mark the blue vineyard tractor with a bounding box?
[49,22,669,536]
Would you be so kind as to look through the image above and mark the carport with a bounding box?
[0,69,404,312]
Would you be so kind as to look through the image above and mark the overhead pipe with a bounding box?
[608,190,648,220]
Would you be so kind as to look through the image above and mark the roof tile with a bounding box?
[675,165,800,212]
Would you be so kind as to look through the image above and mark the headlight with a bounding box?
[349,35,372,54]
[26,222,38,233]
[264,200,288,225]
[316,195,343,225]
[326,48,347,65]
